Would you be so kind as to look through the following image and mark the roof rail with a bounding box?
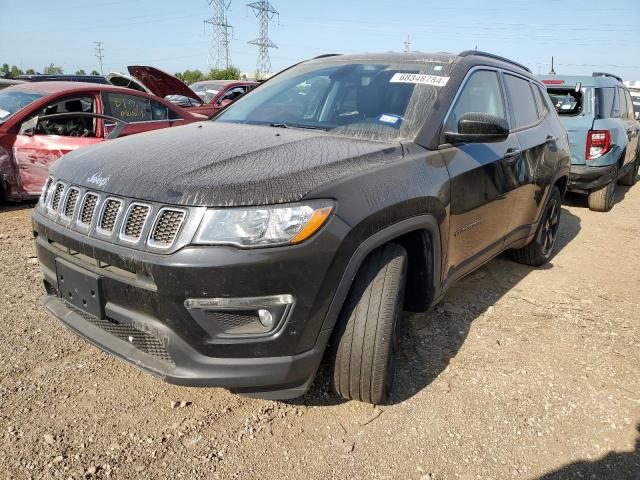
[459,50,532,73]
[592,71,623,83]
[313,53,342,59]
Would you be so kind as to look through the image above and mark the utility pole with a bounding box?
[549,56,556,75]
[205,0,233,71]
[403,35,411,53]
[93,41,104,75]
[247,1,278,77]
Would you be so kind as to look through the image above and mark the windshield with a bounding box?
[0,88,45,123]
[191,82,225,103]
[216,59,454,142]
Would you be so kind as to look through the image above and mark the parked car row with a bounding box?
[16,50,640,404]
[0,67,257,202]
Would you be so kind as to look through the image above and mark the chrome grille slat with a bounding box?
[50,183,65,212]
[123,204,150,240]
[98,199,123,233]
[79,193,99,226]
[63,188,80,219]
[149,209,186,247]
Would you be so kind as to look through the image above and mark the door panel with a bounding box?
[442,136,520,280]
[11,134,102,195]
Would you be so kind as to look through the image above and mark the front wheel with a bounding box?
[331,243,407,404]
[511,186,562,267]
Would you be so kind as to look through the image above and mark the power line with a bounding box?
[93,41,104,75]
[247,0,278,76]
[205,0,233,71]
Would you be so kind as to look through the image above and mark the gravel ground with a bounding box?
[1,186,639,480]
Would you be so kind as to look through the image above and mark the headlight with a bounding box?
[193,201,334,247]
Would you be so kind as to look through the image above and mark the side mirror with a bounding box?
[445,112,509,144]
[19,116,39,136]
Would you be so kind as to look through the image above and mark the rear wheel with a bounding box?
[331,243,407,404]
[511,186,562,267]
[588,168,617,212]
[619,158,639,186]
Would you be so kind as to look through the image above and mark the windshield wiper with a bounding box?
[269,122,328,131]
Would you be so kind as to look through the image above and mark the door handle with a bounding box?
[503,148,521,164]
[545,135,557,145]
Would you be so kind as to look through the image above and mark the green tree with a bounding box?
[10,65,23,77]
[205,67,241,81]
[43,63,63,75]
[25,68,36,75]
[90,70,100,76]
[75,69,86,75]
[175,69,205,84]
[1,64,9,75]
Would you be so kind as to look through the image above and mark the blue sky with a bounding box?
[1,0,639,79]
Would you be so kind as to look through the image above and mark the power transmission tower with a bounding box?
[205,0,233,71]
[403,35,411,53]
[93,41,104,75]
[247,1,278,76]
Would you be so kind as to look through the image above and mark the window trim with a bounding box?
[439,65,511,145]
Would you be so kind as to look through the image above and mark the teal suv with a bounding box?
[537,72,640,211]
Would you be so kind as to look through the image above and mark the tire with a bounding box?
[619,159,639,186]
[511,186,562,267]
[587,167,617,212]
[331,243,407,404]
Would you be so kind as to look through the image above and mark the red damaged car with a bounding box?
[107,66,258,117]
[0,81,204,202]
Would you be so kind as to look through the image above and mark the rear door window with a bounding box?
[624,90,635,120]
[532,84,549,118]
[595,87,616,118]
[102,92,174,122]
[503,74,539,128]
[445,69,506,132]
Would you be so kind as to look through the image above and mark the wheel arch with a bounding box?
[319,214,442,335]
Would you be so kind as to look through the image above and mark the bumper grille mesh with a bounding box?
[61,299,174,364]
[151,210,185,246]
[124,205,150,239]
[80,194,98,225]
[63,188,80,218]
[51,183,64,212]
[99,199,122,232]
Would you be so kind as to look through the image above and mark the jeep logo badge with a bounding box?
[86,172,109,188]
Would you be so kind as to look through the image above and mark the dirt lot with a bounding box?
[1,186,639,480]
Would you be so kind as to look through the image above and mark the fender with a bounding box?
[318,214,442,336]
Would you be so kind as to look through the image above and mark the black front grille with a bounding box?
[61,300,174,364]
[151,209,185,246]
[51,183,65,211]
[80,194,98,225]
[123,205,150,239]
[99,199,122,232]
[63,189,80,218]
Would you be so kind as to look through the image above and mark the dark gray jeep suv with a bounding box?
[33,51,570,404]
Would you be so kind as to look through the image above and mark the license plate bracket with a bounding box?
[55,258,105,319]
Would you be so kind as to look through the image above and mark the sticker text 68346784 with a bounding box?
[390,73,450,87]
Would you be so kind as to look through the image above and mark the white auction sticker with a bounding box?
[390,73,449,87]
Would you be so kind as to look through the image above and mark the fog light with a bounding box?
[184,294,294,338]
[258,309,273,328]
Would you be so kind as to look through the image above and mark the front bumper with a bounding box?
[33,208,351,398]
[568,164,617,192]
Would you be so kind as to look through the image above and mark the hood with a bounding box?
[50,122,403,207]
[105,72,152,94]
[126,66,202,103]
